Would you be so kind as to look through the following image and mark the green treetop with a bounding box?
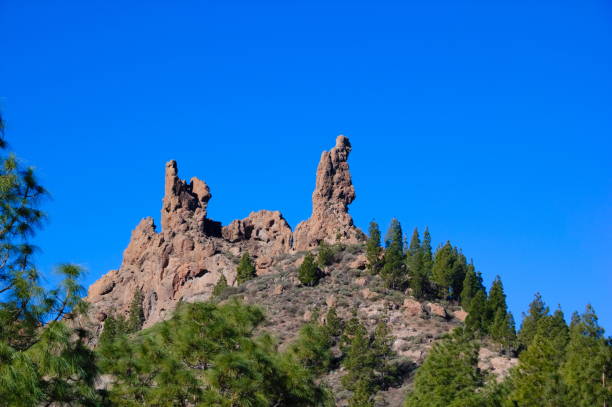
[236,252,257,284]
[365,221,383,274]
[298,253,322,286]
[518,292,550,349]
[561,305,611,407]
[381,219,407,290]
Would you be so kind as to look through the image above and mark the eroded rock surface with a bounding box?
[83,136,366,334]
[293,135,365,250]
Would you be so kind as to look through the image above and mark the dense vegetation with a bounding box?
[0,116,609,406]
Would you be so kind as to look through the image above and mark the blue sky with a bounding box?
[2,0,611,331]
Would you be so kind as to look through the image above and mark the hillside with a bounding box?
[78,136,517,406]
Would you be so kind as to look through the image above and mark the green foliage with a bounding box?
[406,228,431,300]
[460,263,485,307]
[0,121,99,406]
[365,221,383,274]
[421,227,433,272]
[298,253,322,286]
[317,240,335,267]
[348,379,375,407]
[506,333,567,406]
[341,318,398,401]
[518,292,550,349]
[431,242,467,300]
[561,305,611,407]
[324,306,344,338]
[212,273,229,297]
[98,300,333,406]
[288,321,333,374]
[404,328,487,407]
[464,290,487,336]
[236,252,257,284]
[485,276,507,326]
[490,308,516,353]
[380,219,407,289]
[127,288,145,333]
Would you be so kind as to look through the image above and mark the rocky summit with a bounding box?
[85,135,366,329]
[80,135,517,406]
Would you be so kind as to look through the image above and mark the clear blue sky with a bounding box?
[2,0,611,331]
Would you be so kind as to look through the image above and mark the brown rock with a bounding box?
[403,298,424,317]
[273,284,283,295]
[161,160,216,236]
[326,295,337,308]
[293,136,365,250]
[426,302,448,319]
[453,309,468,322]
[354,276,368,287]
[360,287,376,300]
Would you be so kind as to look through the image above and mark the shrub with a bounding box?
[298,253,322,287]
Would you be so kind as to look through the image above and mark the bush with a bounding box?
[298,253,322,287]
[236,252,257,284]
[317,241,335,267]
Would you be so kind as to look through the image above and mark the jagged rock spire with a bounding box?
[161,160,211,234]
[293,135,364,250]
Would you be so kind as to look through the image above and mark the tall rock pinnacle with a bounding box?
[293,135,365,250]
[161,160,212,235]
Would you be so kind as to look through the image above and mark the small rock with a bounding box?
[427,302,448,319]
[453,309,468,322]
[403,298,424,317]
[326,295,337,308]
[354,277,368,287]
[273,284,283,295]
[303,310,313,321]
[360,288,375,299]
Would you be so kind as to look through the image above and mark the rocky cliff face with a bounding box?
[293,135,365,250]
[84,136,365,330]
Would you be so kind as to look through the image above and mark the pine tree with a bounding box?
[460,262,484,308]
[407,228,421,258]
[380,219,407,289]
[365,221,383,274]
[485,276,507,326]
[421,227,433,270]
[341,318,397,397]
[507,333,567,406]
[385,218,403,249]
[127,288,145,333]
[212,273,228,297]
[404,328,486,407]
[348,379,375,407]
[324,306,343,338]
[491,308,516,353]
[99,300,334,406]
[561,305,611,407]
[236,252,257,284]
[0,117,99,405]
[465,290,487,336]
[298,253,322,286]
[518,292,550,349]
[536,307,569,354]
[449,248,468,301]
[288,321,333,374]
[317,240,335,267]
[431,241,454,299]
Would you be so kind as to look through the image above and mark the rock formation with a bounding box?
[293,135,365,250]
[83,135,364,333]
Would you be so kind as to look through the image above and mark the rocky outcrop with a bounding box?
[82,135,367,336]
[293,136,365,250]
[162,160,212,235]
